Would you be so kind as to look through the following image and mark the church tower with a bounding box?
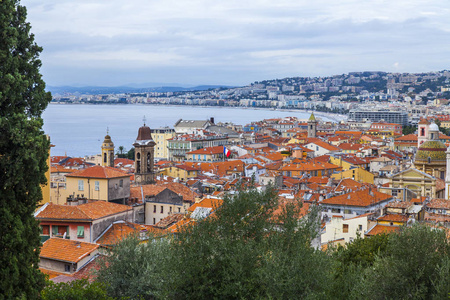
[417,118,430,147]
[133,119,156,185]
[307,112,317,138]
[446,146,450,200]
[101,130,115,167]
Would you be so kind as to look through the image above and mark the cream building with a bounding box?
[151,128,175,159]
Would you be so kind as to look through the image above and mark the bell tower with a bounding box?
[101,129,115,167]
[307,112,317,138]
[134,117,156,185]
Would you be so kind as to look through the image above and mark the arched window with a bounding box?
[147,152,151,172]
[103,152,107,163]
[136,161,141,173]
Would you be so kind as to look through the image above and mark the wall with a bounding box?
[91,210,134,241]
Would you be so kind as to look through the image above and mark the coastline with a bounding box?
[48,102,348,122]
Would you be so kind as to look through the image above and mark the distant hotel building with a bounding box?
[348,110,408,126]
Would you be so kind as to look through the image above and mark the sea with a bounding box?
[42,104,346,157]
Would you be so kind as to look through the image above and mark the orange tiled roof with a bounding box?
[40,238,99,263]
[67,165,129,179]
[188,198,223,212]
[365,224,400,236]
[96,221,164,246]
[36,201,132,221]
[426,198,450,210]
[304,138,341,152]
[321,189,392,207]
[187,146,225,155]
[377,214,408,223]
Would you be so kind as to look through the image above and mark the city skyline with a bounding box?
[23,0,450,87]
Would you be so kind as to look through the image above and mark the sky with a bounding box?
[22,0,450,87]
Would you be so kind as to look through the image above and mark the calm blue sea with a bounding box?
[42,104,342,157]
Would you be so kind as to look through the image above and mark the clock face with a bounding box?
[135,175,141,182]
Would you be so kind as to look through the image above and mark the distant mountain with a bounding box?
[47,85,235,95]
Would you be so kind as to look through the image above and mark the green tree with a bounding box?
[352,225,450,300]
[41,279,112,300]
[0,0,51,298]
[165,186,332,299]
[96,235,171,299]
[330,234,390,299]
[116,145,127,158]
[126,147,135,160]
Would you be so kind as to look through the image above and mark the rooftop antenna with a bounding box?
[143,115,147,126]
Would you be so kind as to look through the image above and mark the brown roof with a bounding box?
[36,201,132,221]
[96,221,165,246]
[130,182,197,202]
[67,166,129,179]
[377,214,408,223]
[136,125,153,141]
[426,198,450,210]
[41,238,99,263]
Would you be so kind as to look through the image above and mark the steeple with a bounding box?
[446,145,450,200]
[101,128,114,167]
[133,118,156,185]
[307,112,317,138]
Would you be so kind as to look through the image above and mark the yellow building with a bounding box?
[101,133,114,167]
[160,164,199,182]
[331,168,374,184]
[63,165,131,203]
[381,168,444,199]
[151,128,176,159]
[329,155,370,172]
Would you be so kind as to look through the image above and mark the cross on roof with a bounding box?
[143,115,147,126]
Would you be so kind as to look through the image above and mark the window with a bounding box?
[178,207,181,212]
[153,205,156,213]
[331,208,341,213]
[358,225,363,231]
[94,181,99,191]
[78,180,84,191]
[65,264,71,272]
[170,206,172,212]
[161,206,164,213]
[103,152,107,164]
[344,209,352,214]
[343,224,349,233]
[41,225,50,235]
[52,225,58,236]
[77,226,84,238]
[119,179,123,188]
[153,218,156,225]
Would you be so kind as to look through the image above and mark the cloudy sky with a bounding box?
[22,0,450,87]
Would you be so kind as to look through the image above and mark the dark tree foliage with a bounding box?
[41,279,112,300]
[0,0,51,298]
[351,225,450,300]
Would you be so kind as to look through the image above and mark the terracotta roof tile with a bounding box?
[67,165,130,179]
[321,189,392,207]
[365,224,400,236]
[41,238,99,263]
[36,201,132,221]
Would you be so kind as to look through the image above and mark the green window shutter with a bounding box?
[77,226,84,238]
[52,226,58,236]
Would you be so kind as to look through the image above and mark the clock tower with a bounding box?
[134,118,156,185]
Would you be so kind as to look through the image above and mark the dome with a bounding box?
[429,123,439,132]
[415,140,447,162]
[103,134,112,143]
[136,125,153,141]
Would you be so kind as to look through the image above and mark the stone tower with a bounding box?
[417,118,430,147]
[307,112,317,138]
[133,120,156,185]
[446,146,450,200]
[101,131,115,167]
